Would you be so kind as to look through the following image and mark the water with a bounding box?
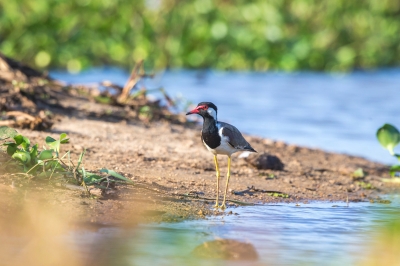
[51,68,400,164]
[68,198,400,265]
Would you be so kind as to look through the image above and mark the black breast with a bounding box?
[202,131,221,149]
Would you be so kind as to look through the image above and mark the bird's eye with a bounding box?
[197,105,208,111]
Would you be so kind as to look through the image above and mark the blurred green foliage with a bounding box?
[1,0,399,71]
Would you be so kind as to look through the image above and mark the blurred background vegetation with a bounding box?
[1,0,399,72]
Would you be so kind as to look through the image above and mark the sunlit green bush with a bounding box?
[1,0,399,71]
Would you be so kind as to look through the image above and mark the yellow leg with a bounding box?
[221,156,231,210]
[213,155,220,208]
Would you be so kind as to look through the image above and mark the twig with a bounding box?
[118,60,144,103]
[49,160,60,179]
[0,121,14,126]
[6,111,36,121]
[81,180,91,196]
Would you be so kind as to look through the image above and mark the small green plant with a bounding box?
[356,181,375,190]
[377,124,400,177]
[258,172,275,179]
[2,130,71,178]
[0,126,132,193]
[267,192,289,198]
[352,168,365,179]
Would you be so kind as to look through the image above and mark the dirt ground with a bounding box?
[0,54,397,226]
[0,111,397,225]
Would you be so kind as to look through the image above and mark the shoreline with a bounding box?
[1,115,396,225]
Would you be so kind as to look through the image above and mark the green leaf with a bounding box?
[45,160,64,171]
[88,173,104,179]
[389,165,400,177]
[59,133,69,144]
[45,136,56,143]
[13,135,24,145]
[38,149,54,160]
[356,181,375,190]
[139,106,152,118]
[94,96,112,104]
[79,170,104,184]
[5,143,17,156]
[76,149,86,170]
[12,151,31,164]
[13,135,31,151]
[100,168,133,183]
[45,134,68,155]
[46,136,60,153]
[20,136,30,151]
[30,144,38,163]
[376,124,400,155]
[81,167,87,179]
[352,168,364,178]
[0,126,18,140]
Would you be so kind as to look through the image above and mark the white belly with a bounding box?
[203,127,238,156]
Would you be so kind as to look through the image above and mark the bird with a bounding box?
[186,102,256,209]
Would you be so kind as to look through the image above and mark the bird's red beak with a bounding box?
[186,107,199,115]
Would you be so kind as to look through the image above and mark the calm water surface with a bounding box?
[52,68,400,164]
[69,198,399,265]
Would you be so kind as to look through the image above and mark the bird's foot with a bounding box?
[213,203,219,209]
[220,203,227,210]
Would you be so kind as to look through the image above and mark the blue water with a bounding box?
[51,68,400,164]
[69,197,400,265]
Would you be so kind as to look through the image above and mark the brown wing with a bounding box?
[220,122,257,152]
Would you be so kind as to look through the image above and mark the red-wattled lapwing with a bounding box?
[186,102,257,209]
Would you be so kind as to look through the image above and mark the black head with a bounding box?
[186,102,218,120]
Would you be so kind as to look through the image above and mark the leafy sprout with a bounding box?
[0,126,133,195]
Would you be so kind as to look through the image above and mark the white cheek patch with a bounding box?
[207,108,217,120]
